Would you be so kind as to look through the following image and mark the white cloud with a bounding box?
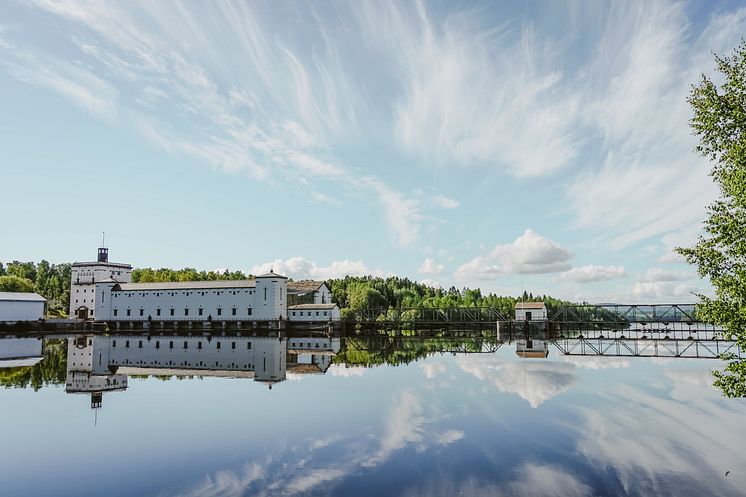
[456,355,576,408]
[435,430,464,446]
[250,257,387,280]
[558,265,626,283]
[420,362,446,379]
[562,356,630,370]
[419,257,444,275]
[631,281,696,300]
[284,469,345,494]
[456,229,573,281]
[639,267,696,282]
[361,2,581,176]
[566,3,746,249]
[365,390,426,466]
[432,194,460,210]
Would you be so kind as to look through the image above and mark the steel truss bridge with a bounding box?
[551,337,742,360]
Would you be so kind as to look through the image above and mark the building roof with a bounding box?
[116,366,255,378]
[256,270,288,279]
[0,292,46,302]
[515,302,546,309]
[288,303,338,310]
[72,261,133,269]
[113,280,256,291]
[287,280,326,293]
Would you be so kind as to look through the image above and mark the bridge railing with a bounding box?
[548,304,701,324]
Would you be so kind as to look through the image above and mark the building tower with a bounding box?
[69,245,133,320]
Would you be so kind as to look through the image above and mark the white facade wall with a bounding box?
[0,297,45,322]
[255,275,287,320]
[515,306,547,321]
[315,284,332,304]
[288,306,340,321]
[0,338,42,359]
[69,262,132,318]
[96,284,259,322]
[94,335,285,382]
[65,336,128,393]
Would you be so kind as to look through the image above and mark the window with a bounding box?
[140,309,144,316]
[231,342,236,350]
[217,308,222,316]
[157,308,161,316]
[112,340,117,347]
[217,342,221,349]
[247,342,252,350]
[138,340,143,348]
[198,342,202,350]
[170,309,175,316]
[169,341,174,349]
[316,311,319,316]
[125,340,130,348]
[232,308,237,316]
[113,309,118,317]
[264,287,267,300]
[155,341,160,349]
[199,308,203,316]
[292,311,296,316]
[323,311,328,316]
[184,308,189,316]
[126,309,131,317]
[184,341,188,349]
[247,308,252,316]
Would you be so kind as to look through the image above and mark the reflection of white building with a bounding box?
[516,339,549,359]
[0,337,43,367]
[66,336,128,408]
[0,292,46,323]
[514,302,547,321]
[73,247,340,323]
[65,333,341,406]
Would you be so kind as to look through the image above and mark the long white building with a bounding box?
[0,292,46,323]
[71,246,340,323]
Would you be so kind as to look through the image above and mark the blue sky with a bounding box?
[1,0,744,302]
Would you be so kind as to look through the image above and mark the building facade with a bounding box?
[0,292,46,323]
[69,247,132,320]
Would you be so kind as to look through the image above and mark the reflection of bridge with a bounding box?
[551,337,741,360]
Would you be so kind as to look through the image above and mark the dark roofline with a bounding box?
[72,261,133,269]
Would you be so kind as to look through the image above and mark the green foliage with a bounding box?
[327,275,573,319]
[0,261,71,316]
[676,42,746,397]
[0,275,35,293]
[132,267,252,283]
[0,339,67,390]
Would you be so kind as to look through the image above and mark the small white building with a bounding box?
[514,302,547,321]
[0,337,43,367]
[515,339,549,359]
[0,292,46,323]
[70,247,132,320]
[288,280,333,305]
[288,303,341,321]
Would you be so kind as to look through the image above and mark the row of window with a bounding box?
[113,307,253,317]
[291,311,329,317]
[113,339,252,350]
[116,359,253,368]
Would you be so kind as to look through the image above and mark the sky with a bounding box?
[1,0,744,303]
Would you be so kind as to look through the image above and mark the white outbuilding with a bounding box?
[514,302,547,321]
[0,292,46,323]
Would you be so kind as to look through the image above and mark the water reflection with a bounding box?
[1,330,745,497]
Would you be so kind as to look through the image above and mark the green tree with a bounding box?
[677,42,746,397]
[0,275,35,293]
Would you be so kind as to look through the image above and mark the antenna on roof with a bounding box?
[102,231,106,248]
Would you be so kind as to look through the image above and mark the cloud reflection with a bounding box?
[457,355,576,408]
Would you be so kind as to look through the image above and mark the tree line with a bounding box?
[0,261,71,316]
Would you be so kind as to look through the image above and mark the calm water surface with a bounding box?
[0,333,744,497]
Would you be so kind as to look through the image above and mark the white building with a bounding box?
[0,337,43,367]
[72,247,340,323]
[70,247,132,320]
[515,339,549,359]
[94,271,289,322]
[0,292,46,323]
[514,302,547,321]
